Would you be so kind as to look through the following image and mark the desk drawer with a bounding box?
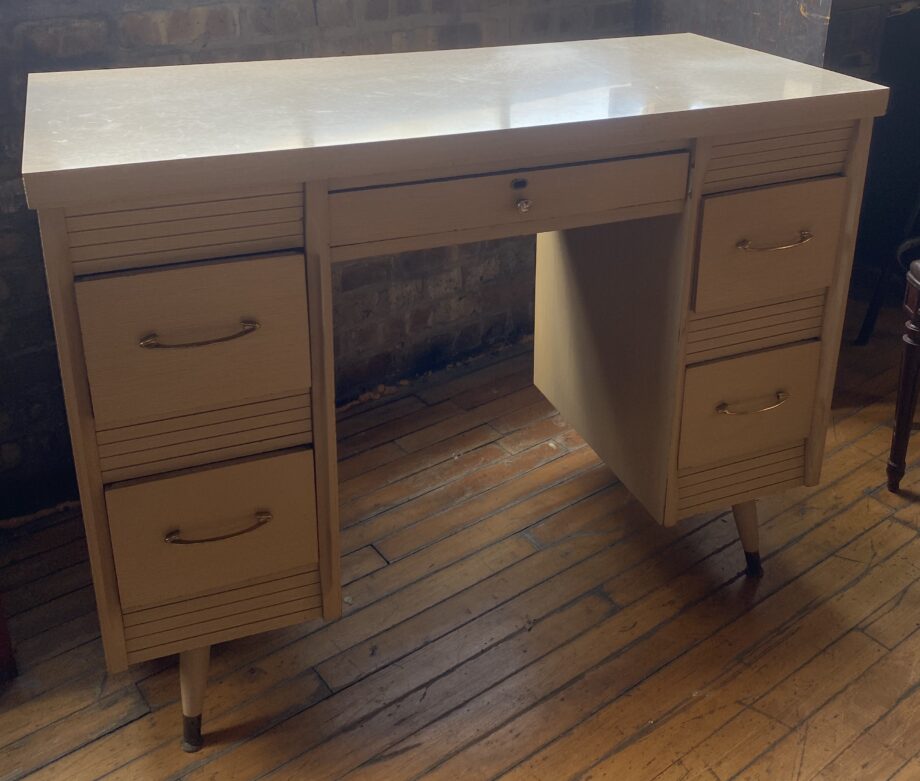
[106,449,319,613]
[694,177,847,313]
[329,153,689,248]
[678,342,821,470]
[76,254,311,432]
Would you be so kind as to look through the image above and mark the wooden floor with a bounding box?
[3,301,920,780]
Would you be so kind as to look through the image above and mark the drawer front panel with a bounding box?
[65,184,305,275]
[76,253,311,431]
[679,342,821,470]
[329,152,689,248]
[106,450,319,611]
[695,177,847,313]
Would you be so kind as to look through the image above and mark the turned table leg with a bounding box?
[888,271,920,492]
[732,500,763,578]
[179,645,210,752]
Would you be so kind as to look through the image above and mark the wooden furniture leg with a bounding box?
[179,646,210,752]
[887,264,920,492]
[732,500,763,578]
[0,592,16,683]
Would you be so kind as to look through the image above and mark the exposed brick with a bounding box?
[395,0,423,15]
[364,0,390,21]
[437,21,482,48]
[242,0,317,36]
[119,7,240,49]
[14,17,109,59]
[316,0,355,27]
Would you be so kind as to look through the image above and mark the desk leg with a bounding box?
[179,645,210,752]
[732,501,763,578]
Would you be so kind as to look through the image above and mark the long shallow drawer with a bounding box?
[76,253,311,432]
[106,450,319,612]
[694,177,847,313]
[329,152,689,249]
[679,342,821,470]
[65,184,305,275]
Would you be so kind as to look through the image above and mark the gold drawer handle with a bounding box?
[139,319,260,349]
[736,231,814,253]
[716,391,789,416]
[164,511,273,545]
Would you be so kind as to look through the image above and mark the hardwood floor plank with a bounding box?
[341,546,388,585]
[500,414,569,455]
[450,368,535,411]
[738,627,920,779]
[338,441,403,481]
[0,537,87,593]
[346,442,569,558]
[372,444,589,561]
[336,395,427,438]
[338,401,461,459]
[339,425,499,501]
[342,443,508,528]
[415,352,533,405]
[0,685,147,781]
[422,500,902,781]
[395,386,544,453]
[258,595,612,781]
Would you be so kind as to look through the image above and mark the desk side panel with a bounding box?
[534,215,687,523]
[36,209,129,671]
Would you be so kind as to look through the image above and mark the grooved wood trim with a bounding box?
[686,292,826,364]
[677,442,806,515]
[36,210,129,671]
[306,181,344,621]
[702,122,855,194]
[97,393,313,483]
[125,605,323,664]
[65,184,304,274]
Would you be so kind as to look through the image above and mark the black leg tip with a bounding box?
[744,552,764,579]
[888,462,905,494]
[181,715,203,753]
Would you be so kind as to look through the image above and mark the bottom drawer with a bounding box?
[679,342,821,470]
[106,450,319,612]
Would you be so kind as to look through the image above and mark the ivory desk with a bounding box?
[21,33,889,750]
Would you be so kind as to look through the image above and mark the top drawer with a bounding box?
[76,253,311,431]
[329,152,690,250]
[694,177,848,313]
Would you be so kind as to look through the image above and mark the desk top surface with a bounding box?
[21,34,887,207]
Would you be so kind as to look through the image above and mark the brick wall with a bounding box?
[635,0,832,66]
[0,0,635,518]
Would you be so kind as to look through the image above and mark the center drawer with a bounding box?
[76,253,311,431]
[679,342,821,470]
[328,152,690,248]
[106,449,319,612]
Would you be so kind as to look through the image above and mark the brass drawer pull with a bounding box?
[164,511,273,545]
[716,391,789,416]
[736,231,814,253]
[139,319,260,349]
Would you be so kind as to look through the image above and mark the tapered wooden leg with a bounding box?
[888,314,920,492]
[179,645,210,752]
[732,500,763,578]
